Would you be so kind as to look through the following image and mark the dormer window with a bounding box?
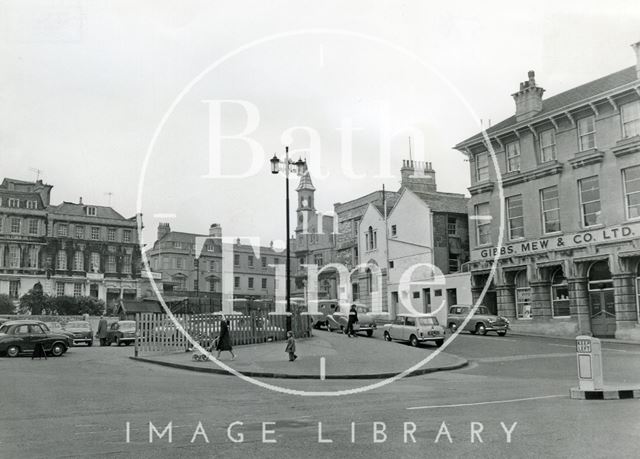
[8,198,19,208]
[86,207,97,216]
[26,200,38,209]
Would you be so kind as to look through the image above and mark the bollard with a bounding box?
[575,335,603,391]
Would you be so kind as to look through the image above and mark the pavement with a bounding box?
[130,331,468,378]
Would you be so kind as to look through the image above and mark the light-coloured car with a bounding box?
[447,305,509,336]
[382,314,445,347]
[64,321,94,346]
[326,304,377,337]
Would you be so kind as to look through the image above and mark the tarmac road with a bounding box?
[1,332,639,458]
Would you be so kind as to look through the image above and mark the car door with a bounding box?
[29,324,49,351]
[389,317,403,339]
[13,325,32,352]
[404,317,417,341]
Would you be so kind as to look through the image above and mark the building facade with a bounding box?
[455,42,640,341]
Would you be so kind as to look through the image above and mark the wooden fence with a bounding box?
[134,312,312,356]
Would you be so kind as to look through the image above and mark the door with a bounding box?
[13,324,33,352]
[422,289,431,313]
[29,324,49,352]
[403,317,415,341]
[589,289,616,337]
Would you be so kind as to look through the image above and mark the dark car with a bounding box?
[106,320,137,346]
[447,305,509,336]
[64,321,94,346]
[0,320,71,357]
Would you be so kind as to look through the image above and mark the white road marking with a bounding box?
[407,394,565,410]
[320,357,326,380]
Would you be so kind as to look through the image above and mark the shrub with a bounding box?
[0,294,15,314]
[19,289,50,315]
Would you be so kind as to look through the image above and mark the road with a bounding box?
[1,332,639,458]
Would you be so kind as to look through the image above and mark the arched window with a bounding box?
[551,268,570,317]
[514,270,532,319]
[588,261,613,290]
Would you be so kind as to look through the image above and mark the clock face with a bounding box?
[301,198,309,207]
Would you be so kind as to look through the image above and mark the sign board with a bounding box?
[576,339,591,353]
[471,221,640,261]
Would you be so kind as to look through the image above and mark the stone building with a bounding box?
[455,42,640,341]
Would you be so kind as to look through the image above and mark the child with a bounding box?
[285,331,297,361]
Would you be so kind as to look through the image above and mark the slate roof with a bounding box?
[296,171,315,191]
[372,193,399,216]
[47,202,128,220]
[456,66,638,148]
[412,191,468,214]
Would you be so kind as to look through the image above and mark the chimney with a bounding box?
[400,159,437,193]
[157,222,171,240]
[209,223,222,237]
[632,41,640,79]
[512,70,545,122]
[79,197,83,205]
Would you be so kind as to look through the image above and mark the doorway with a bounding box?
[422,288,431,313]
[588,261,616,337]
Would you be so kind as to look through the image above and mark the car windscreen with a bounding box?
[119,322,136,331]
[418,317,438,326]
[46,323,61,329]
[67,322,90,329]
[0,325,9,334]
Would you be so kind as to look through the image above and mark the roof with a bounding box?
[372,193,399,216]
[412,191,468,214]
[48,202,127,220]
[456,66,638,148]
[296,170,316,191]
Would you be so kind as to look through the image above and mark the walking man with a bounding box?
[96,315,108,346]
[346,304,359,337]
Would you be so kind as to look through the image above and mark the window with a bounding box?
[173,241,183,249]
[8,198,19,208]
[474,203,491,246]
[262,257,267,268]
[577,115,596,151]
[91,227,100,240]
[86,207,97,216]
[28,219,38,235]
[209,260,216,271]
[26,200,37,209]
[623,165,640,219]
[551,268,570,317]
[515,271,532,319]
[507,195,524,240]
[273,257,279,265]
[352,283,359,300]
[391,225,397,237]
[56,282,65,297]
[505,141,520,172]
[193,280,199,291]
[9,281,20,299]
[389,260,394,269]
[234,276,240,288]
[352,219,360,237]
[579,176,601,227]
[176,258,184,269]
[73,283,83,298]
[540,186,561,233]
[58,224,68,237]
[123,230,132,243]
[365,226,377,250]
[108,228,116,241]
[57,250,67,270]
[248,255,254,268]
[209,280,217,292]
[475,151,489,182]
[540,129,556,162]
[90,252,100,272]
[621,101,640,138]
[262,278,267,289]
[76,225,84,239]
[122,255,132,274]
[234,254,240,266]
[73,251,84,271]
[8,246,20,268]
[248,277,254,289]
[447,216,457,235]
[27,247,38,268]
[412,291,420,299]
[314,254,323,266]
[11,217,21,234]
[448,254,459,273]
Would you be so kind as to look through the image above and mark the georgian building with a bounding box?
[0,178,142,306]
[455,42,640,341]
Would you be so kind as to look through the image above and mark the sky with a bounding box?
[1,0,639,250]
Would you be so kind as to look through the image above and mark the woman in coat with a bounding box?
[216,314,236,360]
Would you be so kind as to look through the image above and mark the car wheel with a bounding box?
[366,329,374,337]
[6,345,20,357]
[87,340,93,347]
[125,341,131,346]
[435,339,444,347]
[449,323,457,332]
[51,342,66,357]
[498,331,507,337]
[476,323,487,336]
[115,337,121,346]
[326,322,332,332]
[409,335,419,347]
[383,331,392,342]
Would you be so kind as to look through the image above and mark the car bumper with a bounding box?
[417,334,444,341]
[72,337,93,344]
[485,324,509,332]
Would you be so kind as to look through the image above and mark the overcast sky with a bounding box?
[1,0,639,250]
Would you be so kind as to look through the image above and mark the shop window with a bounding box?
[515,271,532,319]
[551,268,570,317]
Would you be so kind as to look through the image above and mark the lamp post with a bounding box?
[270,146,306,331]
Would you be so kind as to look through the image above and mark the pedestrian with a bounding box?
[285,331,297,361]
[216,314,236,360]
[96,315,108,346]
[346,304,358,337]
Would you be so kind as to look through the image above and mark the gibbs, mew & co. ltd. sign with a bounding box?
[472,221,640,261]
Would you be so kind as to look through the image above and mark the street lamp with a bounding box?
[270,146,306,331]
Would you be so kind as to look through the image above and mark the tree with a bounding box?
[0,294,15,314]
[19,288,49,315]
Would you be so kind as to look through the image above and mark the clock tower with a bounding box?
[296,170,316,233]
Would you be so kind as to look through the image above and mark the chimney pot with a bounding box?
[631,41,640,79]
[79,197,83,205]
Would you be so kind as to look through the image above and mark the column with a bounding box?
[568,277,590,335]
[530,281,552,319]
[496,283,516,321]
[612,273,638,325]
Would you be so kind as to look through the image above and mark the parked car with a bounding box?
[42,322,76,343]
[326,304,377,337]
[447,305,509,336]
[64,321,94,346]
[382,314,445,347]
[0,320,71,357]
[105,320,137,346]
[307,300,341,329]
[152,317,187,340]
